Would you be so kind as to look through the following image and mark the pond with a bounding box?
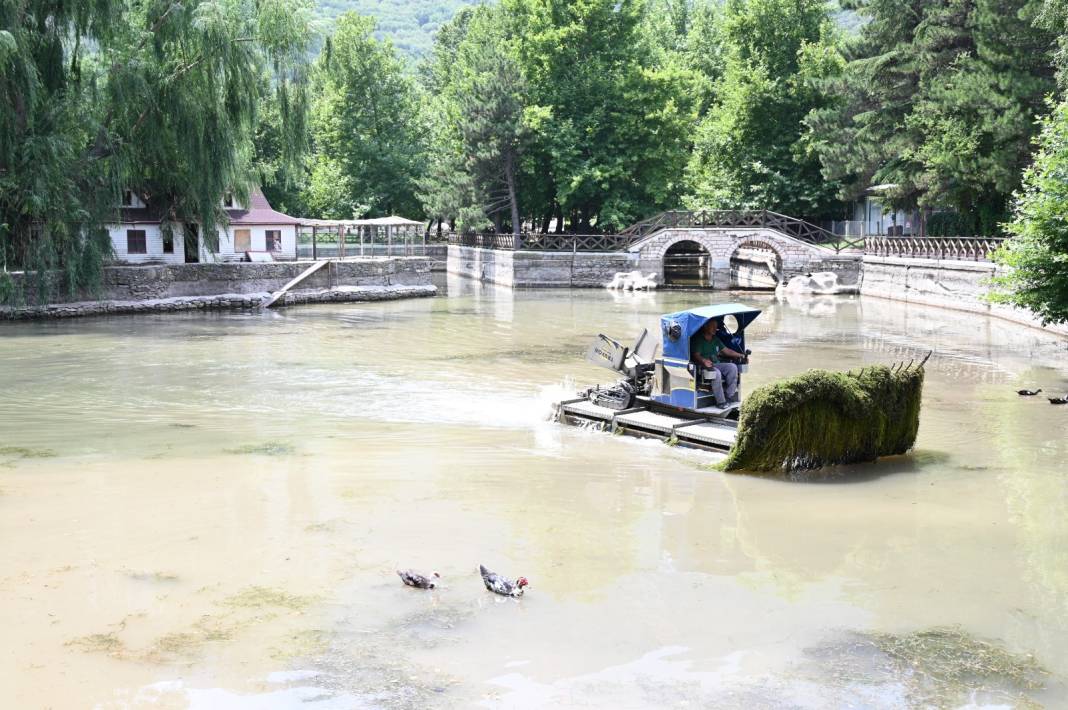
[1,277,1067,708]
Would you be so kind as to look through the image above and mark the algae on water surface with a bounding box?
[0,445,57,466]
[721,364,924,473]
[224,442,297,456]
[808,626,1048,708]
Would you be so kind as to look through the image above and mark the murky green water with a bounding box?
[2,276,1068,708]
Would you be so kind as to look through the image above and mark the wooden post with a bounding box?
[339,224,346,258]
[360,226,364,257]
[312,226,317,261]
[387,225,392,257]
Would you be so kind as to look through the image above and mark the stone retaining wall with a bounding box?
[0,284,436,321]
[861,256,1068,337]
[447,246,637,287]
[8,257,431,305]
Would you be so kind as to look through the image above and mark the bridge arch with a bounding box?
[728,238,786,289]
[663,239,711,287]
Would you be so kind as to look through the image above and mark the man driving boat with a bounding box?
[691,318,745,406]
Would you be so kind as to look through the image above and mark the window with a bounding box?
[224,192,234,208]
[122,191,133,206]
[234,229,251,253]
[265,230,282,251]
[162,230,174,254]
[126,230,147,254]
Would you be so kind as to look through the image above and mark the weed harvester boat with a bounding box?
[555,303,928,472]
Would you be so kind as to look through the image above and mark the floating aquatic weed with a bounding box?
[0,445,57,461]
[123,569,179,583]
[221,586,318,610]
[807,626,1048,708]
[269,628,333,661]
[872,626,1047,702]
[149,631,201,659]
[66,632,126,657]
[224,442,297,456]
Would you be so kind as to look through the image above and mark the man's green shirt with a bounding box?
[691,334,724,363]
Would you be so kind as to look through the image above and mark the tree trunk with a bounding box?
[504,151,521,236]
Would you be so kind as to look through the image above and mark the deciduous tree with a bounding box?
[992,100,1068,324]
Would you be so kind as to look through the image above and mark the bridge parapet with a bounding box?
[621,209,862,252]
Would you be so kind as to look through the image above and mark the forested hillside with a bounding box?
[314,0,482,57]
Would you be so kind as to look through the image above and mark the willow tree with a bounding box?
[0,0,312,302]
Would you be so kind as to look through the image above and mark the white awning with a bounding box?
[300,216,423,228]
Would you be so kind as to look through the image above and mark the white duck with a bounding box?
[479,564,528,597]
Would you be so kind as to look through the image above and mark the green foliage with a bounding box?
[721,364,925,473]
[992,100,1068,325]
[417,6,525,233]
[423,0,697,233]
[805,0,1055,229]
[0,0,313,302]
[686,0,844,220]
[308,13,427,218]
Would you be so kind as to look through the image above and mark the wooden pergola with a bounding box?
[299,216,425,259]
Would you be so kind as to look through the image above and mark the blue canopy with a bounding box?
[660,303,762,361]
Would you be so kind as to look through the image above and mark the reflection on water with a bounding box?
[1,285,1068,708]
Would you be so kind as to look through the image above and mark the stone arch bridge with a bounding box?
[447,210,863,289]
[624,210,861,288]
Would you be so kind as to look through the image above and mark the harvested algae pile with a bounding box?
[721,363,925,473]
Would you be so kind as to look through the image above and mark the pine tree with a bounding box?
[805,0,1055,233]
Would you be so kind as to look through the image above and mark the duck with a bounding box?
[396,569,440,589]
[1017,388,1043,396]
[1049,395,1068,405]
[479,564,528,597]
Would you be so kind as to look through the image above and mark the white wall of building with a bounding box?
[108,223,297,264]
[108,223,186,265]
[210,225,298,261]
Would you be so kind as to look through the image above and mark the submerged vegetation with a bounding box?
[224,442,298,457]
[811,626,1049,708]
[68,585,319,663]
[0,445,57,467]
[721,363,924,472]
